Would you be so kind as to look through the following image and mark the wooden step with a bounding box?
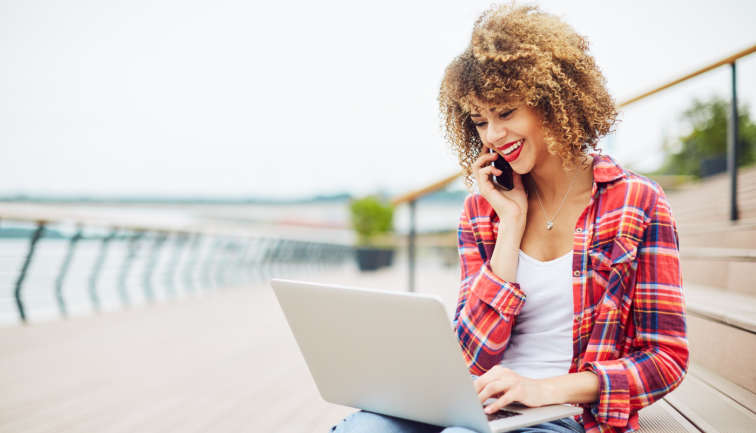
[684,283,756,392]
[690,364,756,414]
[685,283,756,333]
[664,369,756,433]
[680,255,756,295]
[637,400,699,432]
[665,164,756,226]
[677,219,756,249]
[681,247,756,262]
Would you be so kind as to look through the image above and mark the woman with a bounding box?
[332,4,688,433]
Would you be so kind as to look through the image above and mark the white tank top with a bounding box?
[496,249,574,379]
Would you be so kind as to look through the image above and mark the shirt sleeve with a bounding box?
[580,191,689,426]
[452,195,527,376]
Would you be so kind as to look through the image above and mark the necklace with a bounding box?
[532,169,580,230]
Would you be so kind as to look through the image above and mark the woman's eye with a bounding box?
[474,122,487,128]
[500,109,515,118]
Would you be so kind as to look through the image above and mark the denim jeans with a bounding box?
[330,410,585,433]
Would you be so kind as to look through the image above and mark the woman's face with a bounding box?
[469,102,548,174]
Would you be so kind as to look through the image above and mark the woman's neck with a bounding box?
[526,153,594,203]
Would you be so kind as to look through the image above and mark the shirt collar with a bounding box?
[591,152,625,184]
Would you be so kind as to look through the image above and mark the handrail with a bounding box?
[393,43,756,205]
[0,203,352,245]
[618,44,756,108]
[391,172,461,206]
[0,204,353,324]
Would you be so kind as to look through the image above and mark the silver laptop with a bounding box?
[270,278,582,433]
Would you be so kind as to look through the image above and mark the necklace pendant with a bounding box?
[546,221,554,230]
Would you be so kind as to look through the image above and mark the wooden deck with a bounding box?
[0,262,461,433]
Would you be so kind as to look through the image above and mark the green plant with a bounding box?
[349,196,394,246]
[656,95,756,177]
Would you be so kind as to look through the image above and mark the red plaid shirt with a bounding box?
[453,154,688,432]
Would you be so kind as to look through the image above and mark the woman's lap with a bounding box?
[330,410,584,433]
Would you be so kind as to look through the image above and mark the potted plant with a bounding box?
[349,196,396,271]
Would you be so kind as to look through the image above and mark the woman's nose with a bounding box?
[486,123,507,146]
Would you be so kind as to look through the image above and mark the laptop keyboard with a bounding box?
[486,409,522,422]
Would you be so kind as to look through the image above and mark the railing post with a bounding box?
[214,239,233,288]
[163,233,187,297]
[201,237,222,290]
[14,223,45,323]
[118,231,144,307]
[408,199,416,293]
[54,227,83,317]
[182,234,202,293]
[728,61,740,221]
[88,229,117,312]
[143,232,167,303]
[234,239,253,286]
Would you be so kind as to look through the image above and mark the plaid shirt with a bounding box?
[453,154,688,433]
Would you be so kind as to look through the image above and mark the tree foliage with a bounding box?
[656,95,756,177]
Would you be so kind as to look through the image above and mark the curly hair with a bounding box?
[438,2,618,187]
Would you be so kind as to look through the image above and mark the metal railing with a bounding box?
[392,43,756,291]
[0,206,352,325]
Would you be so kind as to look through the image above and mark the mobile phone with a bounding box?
[490,148,514,190]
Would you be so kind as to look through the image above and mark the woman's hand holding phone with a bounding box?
[473,149,528,236]
[473,149,528,281]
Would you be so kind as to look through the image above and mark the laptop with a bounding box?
[270,278,583,433]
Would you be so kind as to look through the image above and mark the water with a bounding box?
[0,235,213,325]
[0,199,466,325]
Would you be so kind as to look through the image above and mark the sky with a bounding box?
[2,0,756,199]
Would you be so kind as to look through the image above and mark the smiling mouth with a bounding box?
[497,139,524,155]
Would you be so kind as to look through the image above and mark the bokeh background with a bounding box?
[2,1,755,432]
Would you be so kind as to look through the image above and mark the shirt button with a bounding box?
[573,270,581,277]
[576,228,583,233]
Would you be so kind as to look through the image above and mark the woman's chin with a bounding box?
[510,160,532,175]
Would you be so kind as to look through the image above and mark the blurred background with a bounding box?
[1,1,755,432]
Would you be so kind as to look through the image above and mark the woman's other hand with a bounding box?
[472,150,528,234]
[474,366,551,413]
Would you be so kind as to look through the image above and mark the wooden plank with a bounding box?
[687,315,756,393]
[0,264,461,433]
[689,364,756,414]
[665,374,756,433]
[637,400,700,432]
[685,284,756,333]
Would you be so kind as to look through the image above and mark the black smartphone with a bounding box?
[490,148,514,190]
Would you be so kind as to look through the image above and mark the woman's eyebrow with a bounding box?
[470,113,482,118]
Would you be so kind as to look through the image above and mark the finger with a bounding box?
[479,380,510,404]
[473,376,487,394]
[474,151,498,168]
[474,366,501,393]
[484,390,517,414]
[478,380,507,404]
[477,165,502,177]
[476,366,511,389]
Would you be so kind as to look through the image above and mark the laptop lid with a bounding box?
[270,278,581,433]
